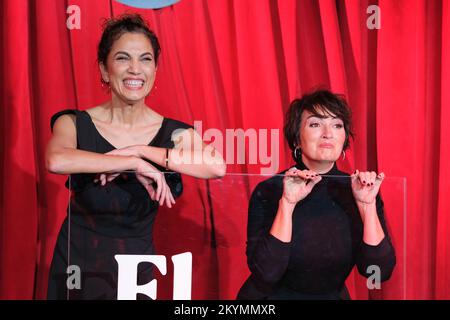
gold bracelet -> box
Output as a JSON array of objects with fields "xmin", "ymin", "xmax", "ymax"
[{"xmin": 165, "ymin": 148, "xmax": 169, "ymax": 171}]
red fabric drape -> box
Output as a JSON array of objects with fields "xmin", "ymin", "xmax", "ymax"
[{"xmin": 1, "ymin": 0, "xmax": 449, "ymax": 299}]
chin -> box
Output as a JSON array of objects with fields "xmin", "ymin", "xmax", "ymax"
[
  {"xmin": 315, "ymin": 156, "xmax": 339, "ymax": 162},
  {"xmin": 117, "ymin": 96, "xmax": 145, "ymax": 105}
]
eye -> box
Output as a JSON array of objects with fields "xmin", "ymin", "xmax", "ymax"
[
  {"xmin": 334, "ymin": 123, "xmax": 344, "ymax": 129},
  {"xmin": 309, "ymin": 122, "xmax": 320, "ymax": 128},
  {"xmin": 116, "ymin": 56, "xmax": 128, "ymax": 61}
]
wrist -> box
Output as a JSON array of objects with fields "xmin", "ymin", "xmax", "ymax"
[
  {"xmin": 135, "ymin": 145, "xmax": 144, "ymax": 158},
  {"xmin": 129, "ymin": 156, "xmax": 142, "ymax": 171},
  {"xmin": 356, "ymin": 200, "xmax": 376, "ymax": 215},
  {"xmin": 279, "ymin": 197, "xmax": 297, "ymax": 212}
]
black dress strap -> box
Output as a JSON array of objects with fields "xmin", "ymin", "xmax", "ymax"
[
  {"xmin": 50, "ymin": 109, "xmax": 79, "ymax": 132},
  {"xmin": 153, "ymin": 117, "xmax": 194, "ymax": 148},
  {"xmin": 50, "ymin": 109, "xmax": 98, "ymax": 152}
]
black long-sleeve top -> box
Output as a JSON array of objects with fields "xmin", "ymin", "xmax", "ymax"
[{"xmin": 237, "ymin": 160, "xmax": 396, "ymax": 300}]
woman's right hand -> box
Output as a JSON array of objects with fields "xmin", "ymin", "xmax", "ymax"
[
  {"xmin": 135, "ymin": 159, "xmax": 176, "ymax": 208},
  {"xmin": 281, "ymin": 167, "xmax": 322, "ymax": 204}
]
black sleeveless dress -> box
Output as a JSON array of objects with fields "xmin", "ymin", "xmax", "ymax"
[{"xmin": 47, "ymin": 109, "xmax": 192, "ymax": 300}]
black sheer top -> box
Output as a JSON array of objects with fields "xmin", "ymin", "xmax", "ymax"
[{"xmin": 237, "ymin": 160, "xmax": 396, "ymax": 300}]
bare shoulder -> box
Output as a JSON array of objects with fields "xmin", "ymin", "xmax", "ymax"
[
  {"xmin": 84, "ymin": 105, "xmax": 104, "ymax": 120},
  {"xmin": 53, "ymin": 113, "xmax": 76, "ymax": 130},
  {"xmin": 49, "ymin": 114, "xmax": 77, "ymax": 149},
  {"xmin": 52, "ymin": 114, "xmax": 76, "ymax": 136}
]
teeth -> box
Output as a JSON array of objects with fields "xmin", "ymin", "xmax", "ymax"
[{"xmin": 123, "ymin": 80, "xmax": 144, "ymax": 87}]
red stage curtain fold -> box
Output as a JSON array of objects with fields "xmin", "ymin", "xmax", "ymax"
[{"xmin": 1, "ymin": 0, "xmax": 449, "ymax": 299}]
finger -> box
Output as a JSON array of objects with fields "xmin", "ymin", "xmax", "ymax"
[
  {"xmin": 107, "ymin": 173, "xmax": 119, "ymax": 182},
  {"xmin": 170, "ymin": 190, "xmax": 176, "ymax": 204},
  {"xmin": 296, "ymin": 170, "xmax": 311, "ymax": 180},
  {"xmin": 165, "ymin": 186, "xmax": 175, "ymax": 205},
  {"xmin": 305, "ymin": 175, "xmax": 322, "ymax": 192},
  {"xmin": 284, "ymin": 171, "xmax": 298, "ymax": 184},
  {"xmin": 159, "ymin": 180, "xmax": 166, "ymax": 206},
  {"xmin": 303, "ymin": 170, "xmax": 314, "ymax": 179},
  {"xmin": 140, "ymin": 176, "xmax": 155, "ymax": 200},
  {"xmin": 358, "ymin": 171, "xmax": 368, "ymax": 186},
  {"xmin": 164, "ymin": 190, "xmax": 170, "ymax": 208},
  {"xmin": 365, "ymin": 171, "xmax": 373, "ymax": 186},
  {"xmin": 165, "ymin": 189, "xmax": 172, "ymax": 208},
  {"xmin": 148, "ymin": 183, "xmax": 156, "ymax": 201},
  {"xmin": 309, "ymin": 170, "xmax": 319, "ymax": 178},
  {"xmin": 285, "ymin": 170, "xmax": 298, "ymax": 177},
  {"xmin": 161, "ymin": 177, "xmax": 169, "ymax": 206},
  {"xmin": 374, "ymin": 172, "xmax": 385, "ymax": 189},
  {"xmin": 155, "ymin": 174, "xmax": 162, "ymax": 202},
  {"xmin": 303, "ymin": 170, "xmax": 312, "ymax": 179},
  {"xmin": 363, "ymin": 172, "xmax": 371, "ymax": 186},
  {"xmin": 365, "ymin": 172, "xmax": 373, "ymax": 186},
  {"xmin": 138, "ymin": 174, "xmax": 154, "ymax": 200},
  {"xmin": 310, "ymin": 174, "xmax": 322, "ymax": 185},
  {"xmin": 148, "ymin": 185, "xmax": 156, "ymax": 200},
  {"xmin": 369, "ymin": 171, "xmax": 377, "ymax": 186},
  {"xmin": 101, "ymin": 174, "xmax": 106, "ymax": 186},
  {"xmin": 351, "ymin": 169, "xmax": 359, "ymax": 179}
]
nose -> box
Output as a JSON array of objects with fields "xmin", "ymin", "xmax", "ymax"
[
  {"xmin": 127, "ymin": 59, "xmax": 141, "ymax": 74},
  {"xmin": 322, "ymin": 124, "xmax": 333, "ymax": 139}
]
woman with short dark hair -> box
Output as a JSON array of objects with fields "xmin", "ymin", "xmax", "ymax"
[{"xmin": 237, "ymin": 89, "xmax": 396, "ymax": 300}]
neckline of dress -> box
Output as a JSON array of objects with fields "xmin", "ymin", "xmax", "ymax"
[{"xmin": 82, "ymin": 110, "xmax": 166, "ymax": 150}]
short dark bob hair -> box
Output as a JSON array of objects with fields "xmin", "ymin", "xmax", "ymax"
[
  {"xmin": 97, "ymin": 13, "xmax": 161, "ymax": 68},
  {"xmin": 284, "ymin": 89, "xmax": 354, "ymax": 156}
]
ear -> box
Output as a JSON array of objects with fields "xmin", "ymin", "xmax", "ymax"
[{"xmin": 99, "ymin": 63, "xmax": 109, "ymax": 83}]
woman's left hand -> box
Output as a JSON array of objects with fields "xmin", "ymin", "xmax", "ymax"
[
  {"xmin": 351, "ymin": 170, "xmax": 385, "ymax": 205},
  {"xmin": 94, "ymin": 146, "xmax": 143, "ymax": 185}
]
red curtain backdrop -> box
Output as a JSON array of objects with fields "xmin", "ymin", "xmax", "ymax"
[{"xmin": 1, "ymin": 0, "xmax": 449, "ymax": 299}]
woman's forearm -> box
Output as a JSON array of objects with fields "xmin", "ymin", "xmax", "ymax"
[
  {"xmin": 357, "ymin": 202, "xmax": 385, "ymax": 245},
  {"xmin": 46, "ymin": 148, "xmax": 139, "ymax": 174},
  {"xmin": 138, "ymin": 145, "xmax": 226, "ymax": 179},
  {"xmin": 269, "ymin": 198, "xmax": 296, "ymax": 243}
]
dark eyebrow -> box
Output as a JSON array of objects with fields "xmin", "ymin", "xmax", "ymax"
[
  {"xmin": 306, "ymin": 115, "xmax": 341, "ymax": 120},
  {"xmin": 114, "ymin": 51, "xmax": 130, "ymax": 57},
  {"xmin": 113, "ymin": 51, "xmax": 153, "ymax": 58},
  {"xmin": 307, "ymin": 115, "xmax": 327, "ymax": 120}
]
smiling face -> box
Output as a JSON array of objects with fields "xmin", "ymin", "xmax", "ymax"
[
  {"xmin": 299, "ymin": 107, "xmax": 346, "ymax": 164},
  {"xmin": 100, "ymin": 32, "xmax": 156, "ymax": 104}
]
